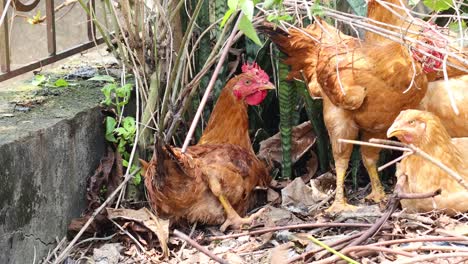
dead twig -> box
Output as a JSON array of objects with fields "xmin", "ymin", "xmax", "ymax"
[
  {"xmin": 370, "ymin": 236, "xmax": 468, "ymax": 247},
  {"xmin": 52, "ymin": 168, "xmax": 139, "ymax": 264},
  {"xmin": 181, "ymin": 13, "xmax": 242, "ymax": 153},
  {"xmin": 287, "ymin": 232, "xmax": 364, "ymax": 263},
  {"xmin": 397, "ymin": 252, "xmax": 468, "ymax": 264},
  {"xmin": 399, "ymin": 245, "xmax": 468, "ymax": 253},
  {"xmin": 344, "ymin": 245, "xmax": 416, "ymax": 258},
  {"xmin": 346, "ymin": 174, "xmax": 440, "ymax": 248},
  {"xmin": 339, "ymin": 138, "xmax": 468, "ymax": 191},
  {"xmin": 109, "ymin": 218, "xmax": 146, "ymax": 253},
  {"xmin": 173, "ymin": 229, "xmax": 228, "ymax": 264},
  {"xmin": 43, "ymin": 237, "xmax": 66, "ymax": 264},
  {"xmin": 312, "ymin": 174, "xmax": 442, "ymax": 264},
  {"xmin": 371, "ymin": 138, "xmax": 468, "ymax": 191},
  {"xmin": 207, "ymin": 223, "xmax": 388, "ymax": 241}
]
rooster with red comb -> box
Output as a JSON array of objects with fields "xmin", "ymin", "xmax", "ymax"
[{"xmin": 141, "ymin": 62, "xmax": 275, "ymax": 231}]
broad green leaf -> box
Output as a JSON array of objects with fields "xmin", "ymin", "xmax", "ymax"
[
  {"xmin": 32, "ymin": 74, "xmax": 46, "ymax": 86},
  {"xmin": 115, "ymin": 127, "xmax": 128, "ymax": 136},
  {"xmin": 54, "ymin": 78, "xmax": 69, "ymax": 87},
  {"xmin": 221, "ymin": 9, "xmax": 234, "ymax": 27},
  {"xmin": 423, "ymin": 0, "xmax": 451, "ymax": 11},
  {"xmin": 122, "ymin": 116, "xmax": 135, "ymax": 130},
  {"xmin": 116, "ymin": 84, "xmax": 132, "ymax": 98},
  {"xmin": 89, "ymin": 75, "xmax": 115, "ymax": 82},
  {"xmin": 105, "ymin": 117, "xmax": 117, "ymax": 142},
  {"xmin": 228, "ymin": 0, "xmax": 239, "ymax": 10},
  {"xmin": 240, "ymin": 0, "xmax": 254, "ymax": 20},
  {"xmin": 238, "ymin": 15, "xmax": 262, "ymax": 46},
  {"xmin": 122, "ymin": 159, "xmax": 129, "ymax": 167},
  {"xmin": 101, "ymin": 83, "xmax": 116, "ymax": 106},
  {"xmin": 117, "ymin": 140, "xmax": 126, "ymax": 154}
]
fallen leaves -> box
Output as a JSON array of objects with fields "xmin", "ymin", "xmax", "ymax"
[
  {"xmin": 107, "ymin": 207, "xmax": 170, "ymax": 257},
  {"xmin": 258, "ymin": 121, "xmax": 316, "ymax": 166}
]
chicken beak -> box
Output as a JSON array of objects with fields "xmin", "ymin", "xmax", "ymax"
[
  {"xmin": 387, "ymin": 123, "xmax": 402, "ymax": 138},
  {"xmin": 261, "ymin": 82, "xmax": 276, "ymax": 90}
]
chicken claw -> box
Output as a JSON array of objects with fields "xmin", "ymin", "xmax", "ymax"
[
  {"xmin": 327, "ymin": 169, "xmax": 358, "ymax": 213},
  {"xmin": 326, "ymin": 201, "xmax": 358, "ymax": 213},
  {"xmin": 220, "ymin": 208, "xmax": 266, "ymax": 232},
  {"xmin": 364, "ymin": 189, "xmax": 386, "ymax": 203},
  {"xmin": 363, "ymin": 162, "xmax": 386, "ymax": 203}
]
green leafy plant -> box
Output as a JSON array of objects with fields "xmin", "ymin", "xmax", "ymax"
[
  {"xmin": 31, "ymin": 74, "xmax": 69, "ymax": 88},
  {"xmin": 93, "ymin": 75, "xmax": 142, "ymax": 185},
  {"xmin": 222, "ymin": 0, "xmax": 262, "ymax": 45},
  {"xmin": 423, "ymin": 0, "xmax": 452, "ymax": 11}
]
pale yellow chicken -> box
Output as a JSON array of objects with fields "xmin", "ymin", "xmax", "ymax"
[{"xmin": 387, "ymin": 109, "xmax": 468, "ymax": 215}]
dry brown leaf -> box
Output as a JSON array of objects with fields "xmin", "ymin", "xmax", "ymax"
[
  {"xmin": 264, "ymin": 205, "xmax": 303, "ymax": 226},
  {"xmin": 106, "ymin": 207, "xmax": 170, "ymax": 257},
  {"xmin": 281, "ymin": 177, "xmax": 328, "ymax": 215},
  {"xmin": 258, "ymin": 121, "xmax": 316, "ymax": 165},
  {"xmin": 86, "ymin": 146, "xmax": 123, "ymax": 212},
  {"xmin": 269, "ymin": 242, "xmax": 294, "ymax": 264}
]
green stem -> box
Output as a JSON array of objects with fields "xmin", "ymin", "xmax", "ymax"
[{"xmin": 301, "ymin": 235, "xmax": 359, "ymax": 264}]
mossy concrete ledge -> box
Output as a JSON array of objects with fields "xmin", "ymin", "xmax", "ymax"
[{"xmin": 0, "ymin": 78, "xmax": 106, "ymax": 263}]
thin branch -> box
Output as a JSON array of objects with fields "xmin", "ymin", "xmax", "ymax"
[
  {"xmin": 109, "ymin": 218, "xmax": 146, "ymax": 252},
  {"xmin": 287, "ymin": 232, "xmax": 364, "ymax": 263},
  {"xmin": 338, "ymin": 139, "xmax": 411, "ymax": 152},
  {"xmin": 370, "ymin": 139, "xmax": 468, "ymax": 191},
  {"xmin": 207, "ymin": 222, "xmax": 388, "ymax": 241},
  {"xmin": 302, "ymin": 235, "xmax": 359, "ymax": 264},
  {"xmin": 378, "ymin": 151, "xmax": 413, "ymax": 171},
  {"xmin": 181, "ymin": 13, "xmax": 243, "ymax": 153},
  {"xmin": 397, "ymin": 252, "xmax": 468, "ymax": 264},
  {"xmin": 173, "ymin": 229, "xmax": 228, "ymax": 264}
]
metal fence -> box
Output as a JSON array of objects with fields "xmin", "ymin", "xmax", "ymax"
[{"xmin": 0, "ymin": 0, "xmax": 104, "ymax": 82}]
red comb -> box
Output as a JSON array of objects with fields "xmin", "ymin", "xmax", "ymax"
[
  {"xmin": 241, "ymin": 62, "xmax": 269, "ymax": 81},
  {"xmin": 411, "ymin": 24, "xmax": 446, "ymax": 73}
]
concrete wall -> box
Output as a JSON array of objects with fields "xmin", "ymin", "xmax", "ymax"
[{"xmin": 0, "ymin": 107, "xmax": 105, "ymax": 264}]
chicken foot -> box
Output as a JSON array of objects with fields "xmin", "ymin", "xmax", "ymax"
[
  {"xmin": 323, "ymin": 101, "xmax": 359, "ymax": 213},
  {"xmin": 361, "ymin": 132, "xmax": 386, "ymax": 203},
  {"xmin": 326, "ymin": 168, "xmax": 358, "ymax": 213},
  {"xmin": 206, "ymin": 172, "xmax": 263, "ymax": 232},
  {"xmin": 218, "ymin": 195, "xmax": 265, "ymax": 232}
]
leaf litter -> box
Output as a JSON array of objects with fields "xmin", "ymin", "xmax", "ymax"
[{"xmin": 45, "ymin": 129, "xmax": 468, "ymax": 264}]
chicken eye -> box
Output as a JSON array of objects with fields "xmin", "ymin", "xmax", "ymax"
[
  {"xmin": 245, "ymin": 80, "xmax": 252, "ymax": 85},
  {"xmin": 408, "ymin": 120, "xmax": 415, "ymax": 125}
]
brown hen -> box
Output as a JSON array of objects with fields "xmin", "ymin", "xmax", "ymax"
[
  {"xmin": 259, "ymin": 1, "xmax": 451, "ymax": 212},
  {"xmin": 142, "ymin": 63, "xmax": 274, "ymax": 231},
  {"xmin": 387, "ymin": 109, "xmax": 468, "ymax": 215}
]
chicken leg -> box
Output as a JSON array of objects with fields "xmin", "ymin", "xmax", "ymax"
[
  {"xmin": 323, "ymin": 100, "xmax": 359, "ymax": 213},
  {"xmin": 205, "ymin": 168, "xmax": 263, "ymax": 232},
  {"xmin": 361, "ymin": 132, "xmax": 386, "ymax": 203}
]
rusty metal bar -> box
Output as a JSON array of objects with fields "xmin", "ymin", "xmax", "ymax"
[
  {"xmin": 0, "ymin": 37, "xmax": 105, "ymax": 82},
  {"xmin": 0, "ymin": 0, "xmax": 10, "ymax": 73},
  {"xmin": 45, "ymin": 0, "xmax": 56, "ymax": 55}
]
